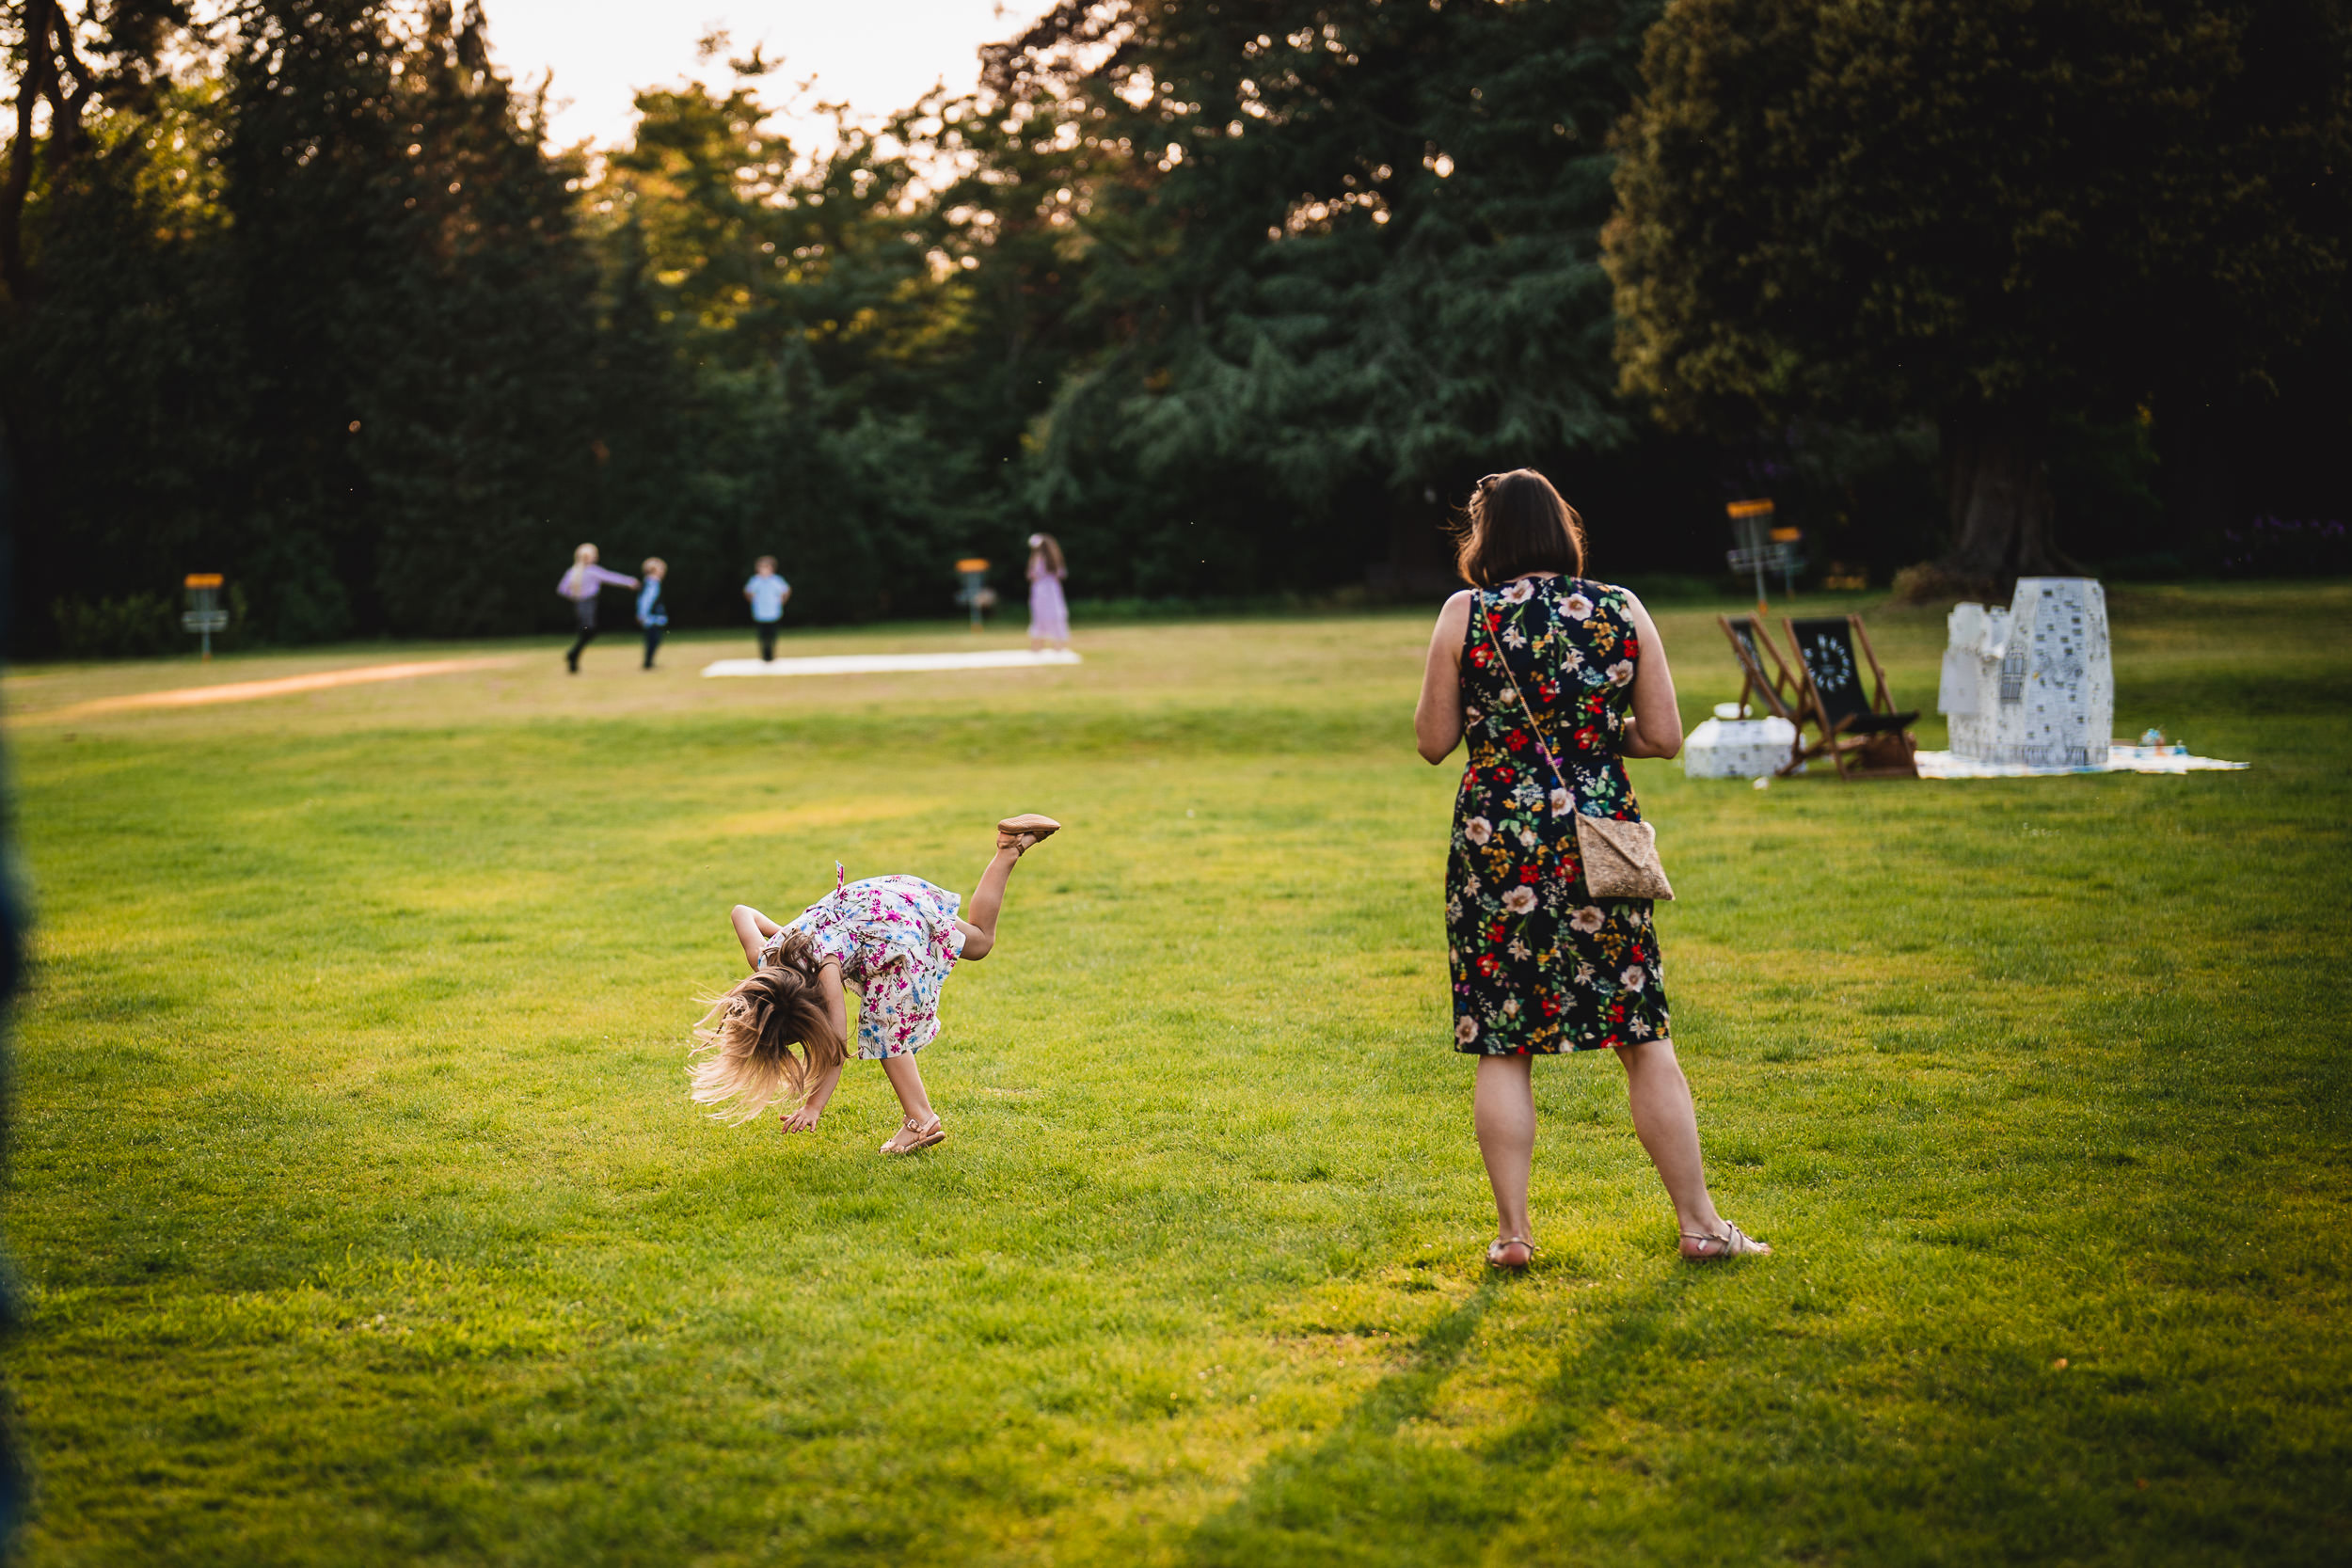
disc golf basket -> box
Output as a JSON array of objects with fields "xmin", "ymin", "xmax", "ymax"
[
  {"xmin": 1725, "ymin": 500, "xmax": 1805, "ymax": 614},
  {"xmin": 182, "ymin": 573, "xmax": 228, "ymax": 659},
  {"xmin": 954, "ymin": 558, "xmax": 995, "ymax": 631}
]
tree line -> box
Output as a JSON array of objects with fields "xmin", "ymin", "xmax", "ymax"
[{"xmin": 3, "ymin": 0, "xmax": 2345, "ymax": 656}]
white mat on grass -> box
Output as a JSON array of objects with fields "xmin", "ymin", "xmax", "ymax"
[
  {"xmin": 702, "ymin": 648, "xmax": 1082, "ymax": 678},
  {"xmin": 1915, "ymin": 745, "xmax": 2247, "ymax": 779}
]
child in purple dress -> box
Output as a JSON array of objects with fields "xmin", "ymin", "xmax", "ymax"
[
  {"xmin": 1026, "ymin": 532, "xmax": 1070, "ymax": 651},
  {"xmin": 690, "ymin": 814, "xmax": 1062, "ymax": 1154}
]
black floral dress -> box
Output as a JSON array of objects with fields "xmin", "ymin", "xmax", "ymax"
[{"xmin": 1448, "ymin": 576, "xmax": 1670, "ymax": 1054}]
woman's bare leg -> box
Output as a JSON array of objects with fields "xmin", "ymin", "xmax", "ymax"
[
  {"xmin": 1616, "ymin": 1037, "xmax": 1762, "ymax": 1253},
  {"xmin": 1474, "ymin": 1054, "xmax": 1536, "ymax": 1259}
]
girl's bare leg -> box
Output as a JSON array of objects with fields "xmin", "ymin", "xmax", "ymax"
[
  {"xmin": 1615, "ymin": 1038, "xmax": 1763, "ymax": 1254},
  {"xmin": 956, "ymin": 840, "xmax": 1026, "ymax": 960},
  {"xmin": 1474, "ymin": 1054, "xmax": 1536, "ymax": 1262},
  {"xmin": 879, "ymin": 1054, "xmax": 938, "ymax": 1141}
]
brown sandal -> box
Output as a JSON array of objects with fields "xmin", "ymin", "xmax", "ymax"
[
  {"xmin": 1680, "ymin": 1221, "xmax": 1771, "ymax": 1259},
  {"xmin": 882, "ymin": 1115, "xmax": 946, "ymax": 1156},
  {"xmin": 996, "ymin": 813, "xmax": 1061, "ymax": 851}
]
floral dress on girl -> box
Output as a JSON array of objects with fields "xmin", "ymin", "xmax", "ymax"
[
  {"xmin": 1448, "ymin": 576, "xmax": 1670, "ymax": 1055},
  {"xmin": 762, "ymin": 875, "xmax": 966, "ymax": 1058}
]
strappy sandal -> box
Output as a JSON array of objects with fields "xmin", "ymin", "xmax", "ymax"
[
  {"xmin": 996, "ymin": 813, "xmax": 1061, "ymax": 851},
  {"xmin": 1486, "ymin": 1236, "xmax": 1535, "ymax": 1271},
  {"xmin": 881, "ymin": 1115, "xmax": 947, "ymax": 1156},
  {"xmin": 1680, "ymin": 1221, "xmax": 1771, "ymax": 1259}
]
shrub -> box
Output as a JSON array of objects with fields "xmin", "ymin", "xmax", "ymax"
[
  {"xmin": 52, "ymin": 595, "xmax": 182, "ymax": 659},
  {"xmin": 2217, "ymin": 517, "xmax": 2351, "ymax": 578}
]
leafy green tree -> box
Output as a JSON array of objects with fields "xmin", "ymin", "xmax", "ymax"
[
  {"xmin": 1, "ymin": 1, "xmax": 237, "ymax": 652},
  {"xmin": 0, "ymin": 0, "xmax": 185, "ymax": 307},
  {"xmin": 577, "ymin": 70, "xmax": 989, "ymax": 623},
  {"xmin": 968, "ymin": 0, "xmax": 1663, "ymax": 597},
  {"xmin": 1607, "ymin": 0, "xmax": 2352, "ymax": 589},
  {"xmin": 4, "ymin": 0, "xmax": 608, "ymax": 647}
]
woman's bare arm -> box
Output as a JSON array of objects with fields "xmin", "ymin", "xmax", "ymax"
[
  {"xmin": 1617, "ymin": 594, "xmax": 1684, "ymax": 760},
  {"xmin": 1414, "ymin": 591, "xmax": 1475, "ymax": 764},
  {"xmin": 779, "ymin": 962, "xmax": 850, "ymax": 1132},
  {"xmin": 818, "ymin": 960, "xmax": 848, "ymax": 1048},
  {"xmin": 731, "ymin": 904, "xmax": 781, "ymax": 968}
]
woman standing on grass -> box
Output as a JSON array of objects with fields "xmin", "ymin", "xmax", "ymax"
[
  {"xmin": 1413, "ymin": 470, "xmax": 1768, "ymax": 1268},
  {"xmin": 1026, "ymin": 532, "xmax": 1070, "ymax": 652}
]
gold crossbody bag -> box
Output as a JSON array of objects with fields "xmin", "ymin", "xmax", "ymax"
[{"xmin": 1473, "ymin": 597, "xmax": 1676, "ymax": 902}]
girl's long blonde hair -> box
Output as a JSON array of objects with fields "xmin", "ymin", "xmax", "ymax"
[
  {"xmin": 564, "ymin": 543, "xmax": 599, "ymax": 596},
  {"xmin": 688, "ymin": 930, "xmax": 847, "ymax": 1122}
]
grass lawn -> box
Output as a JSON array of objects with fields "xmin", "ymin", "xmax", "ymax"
[{"xmin": 4, "ymin": 583, "xmax": 2347, "ymax": 1565}]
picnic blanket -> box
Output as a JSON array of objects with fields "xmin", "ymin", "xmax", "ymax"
[{"xmin": 1914, "ymin": 744, "xmax": 2247, "ymax": 780}]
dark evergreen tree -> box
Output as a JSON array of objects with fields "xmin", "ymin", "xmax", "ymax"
[{"xmin": 221, "ymin": 0, "xmax": 601, "ymax": 639}]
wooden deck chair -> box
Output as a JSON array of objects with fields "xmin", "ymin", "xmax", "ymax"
[
  {"xmin": 1781, "ymin": 615, "xmax": 1921, "ymax": 780},
  {"xmin": 1717, "ymin": 614, "xmax": 1812, "ymax": 777},
  {"xmin": 1717, "ymin": 614, "xmax": 1804, "ymax": 721}
]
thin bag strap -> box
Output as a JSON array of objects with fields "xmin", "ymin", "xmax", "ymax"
[{"xmin": 1472, "ymin": 587, "xmax": 1575, "ymax": 812}]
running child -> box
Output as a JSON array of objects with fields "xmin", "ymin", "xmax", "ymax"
[
  {"xmin": 690, "ymin": 814, "xmax": 1061, "ymax": 1153},
  {"xmin": 558, "ymin": 544, "xmax": 639, "ymax": 673},
  {"xmin": 636, "ymin": 557, "xmax": 668, "ymax": 670}
]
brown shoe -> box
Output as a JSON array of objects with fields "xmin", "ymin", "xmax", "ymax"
[
  {"xmin": 1680, "ymin": 1221, "xmax": 1771, "ymax": 1259},
  {"xmin": 996, "ymin": 813, "xmax": 1061, "ymax": 850},
  {"xmin": 882, "ymin": 1115, "xmax": 947, "ymax": 1155}
]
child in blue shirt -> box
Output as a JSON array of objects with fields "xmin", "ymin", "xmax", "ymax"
[
  {"xmin": 636, "ymin": 558, "xmax": 668, "ymax": 670},
  {"xmin": 744, "ymin": 556, "xmax": 791, "ymax": 660}
]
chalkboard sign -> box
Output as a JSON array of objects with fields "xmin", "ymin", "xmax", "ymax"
[{"xmin": 1788, "ymin": 618, "xmax": 1867, "ymax": 723}]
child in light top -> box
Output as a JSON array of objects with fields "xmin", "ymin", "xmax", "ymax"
[
  {"xmin": 743, "ymin": 555, "xmax": 791, "ymax": 662},
  {"xmin": 691, "ymin": 814, "xmax": 1061, "ymax": 1154}
]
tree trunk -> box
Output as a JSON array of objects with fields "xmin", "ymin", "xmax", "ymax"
[
  {"xmin": 1933, "ymin": 411, "xmax": 2076, "ymax": 594},
  {"xmin": 0, "ymin": 0, "xmax": 63, "ymax": 311}
]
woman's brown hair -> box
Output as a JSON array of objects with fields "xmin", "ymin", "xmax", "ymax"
[
  {"xmin": 1030, "ymin": 532, "xmax": 1066, "ymax": 575},
  {"xmin": 1454, "ymin": 469, "xmax": 1586, "ymax": 588},
  {"xmin": 687, "ymin": 930, "xmax": 847, "ymax": 1123}
]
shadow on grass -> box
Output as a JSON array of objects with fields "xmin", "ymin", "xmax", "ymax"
[{"xmin": 1184, "ymin": 1272, "xmax": 1690, "ymax": 1566}]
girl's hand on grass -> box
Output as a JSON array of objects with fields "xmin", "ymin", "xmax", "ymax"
[{"xmin": 778, "ymin": 1104, "xmax": 823, "ymax": 1133}]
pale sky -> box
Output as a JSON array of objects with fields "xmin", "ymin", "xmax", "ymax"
[{"xmin": 481, "ymin": 0, "xmax": 1051, "ymax": 157}]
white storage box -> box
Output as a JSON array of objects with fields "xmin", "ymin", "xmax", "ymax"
[{"xmin": 1682, "ymin": 716, "xmax": 1799, "ymax": 779}]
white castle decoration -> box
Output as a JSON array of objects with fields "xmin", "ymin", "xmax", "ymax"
[{"xmin": 1937, "ymin": 578, "xmax": 2112, "ymax": 768}]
